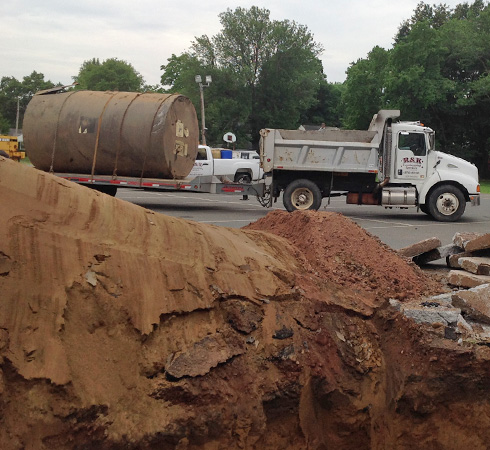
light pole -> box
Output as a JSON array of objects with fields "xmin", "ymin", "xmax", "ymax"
[{"xmin": 195, "ymin": 75, "xmax": 212, "ymax": 145}]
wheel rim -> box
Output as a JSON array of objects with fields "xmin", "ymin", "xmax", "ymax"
[
  {"xmin": 436, "ymin": 192, "xmax": 459, "ymax": 216},
  {"xmin": 291, "ymin": 188, "xmax": 314, "ymax": 209}
]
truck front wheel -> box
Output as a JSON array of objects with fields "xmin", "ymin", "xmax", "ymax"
[
  {"xmin": 427, "ymin": 185, "xmax": 466, "ymax": 222},
  {"xmin": 283, "ymin": 179, "xmax": 322, "ymax": 212}
]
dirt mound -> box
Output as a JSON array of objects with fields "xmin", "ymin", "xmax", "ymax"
[
  {"xmin": 2, "ymin": 157, "xmax": 490, "ymax": 450},
  {"xmin": 245, "ymin": 210, "xmax": 442, "ymax": 302}
]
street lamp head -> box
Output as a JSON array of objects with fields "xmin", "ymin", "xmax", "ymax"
[
  {"xmin": 205, "ymin": 75, "xmax": 212, "ymax": 84},
  {"xmin": 195, "ymin": 75, "xmax": 202, "ymax": 84}
]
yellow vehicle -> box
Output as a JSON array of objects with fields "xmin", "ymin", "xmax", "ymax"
[{"xmin": 0, "ymin": 135, "xmax": 25, "ymax": 161}]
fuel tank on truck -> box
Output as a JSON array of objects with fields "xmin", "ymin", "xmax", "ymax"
[{"xmin": 23, "ymin": 89, "xmax": 199, "ymax": 179}]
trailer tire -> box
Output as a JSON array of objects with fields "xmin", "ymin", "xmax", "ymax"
[
  {"xmin": 427, "ymin": 185, "xmax": 465, "ymax": 222},
  {"xmin": 283, "ymin": 179, "xmax": 322, "ymax": 212}
]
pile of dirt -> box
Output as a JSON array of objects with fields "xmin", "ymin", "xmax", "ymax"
[
  {"xmin": 2, "ymin": 157, "xmax": 490, "ymax": 450},
  {"xmin": 245, "ymin": 210, "xmax": 443, "ymax": 302}
]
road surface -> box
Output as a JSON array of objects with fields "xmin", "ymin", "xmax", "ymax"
[{"xmin": 116, "ymin": 190, "xmax": 490, "ymax": 251}]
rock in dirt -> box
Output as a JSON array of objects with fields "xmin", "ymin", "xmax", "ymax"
[{"xmin": 4, "ymin": 158, "xmax": 490, "ymax": 450}]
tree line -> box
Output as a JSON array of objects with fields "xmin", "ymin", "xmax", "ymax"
[{"xmin": 0, "ymin": 2, "xmax": 488, "ymax": 176}]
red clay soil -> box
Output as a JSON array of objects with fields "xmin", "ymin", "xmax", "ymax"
[
  {"xmin": 2, "ymin": 157, "xmax": 490, "ymax": 450},
  {"xmin": 245, "ymin": 210, "xmax": 443, "ymax": 303}
]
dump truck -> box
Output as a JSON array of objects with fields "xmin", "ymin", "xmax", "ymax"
[
  {"xmin": 259, "ymin": 110, "xmax": 480, "ymax": 221},
  {"xmin": 23, "ymin": 87, "xmax": 264, "ymax": 198},
  {"xmin": 0, "ymin": 135, "xmax": 25, "ymax": 161}
]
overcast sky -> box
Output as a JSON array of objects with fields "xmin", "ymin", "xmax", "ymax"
[{"xmin": 2, "ymin": 0, "xmax": 465, "ymax": 87}]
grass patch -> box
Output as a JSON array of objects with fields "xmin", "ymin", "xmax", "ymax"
[{"xmin": 480, "ymin": 179, "xmax": 490, "ymax": 194}]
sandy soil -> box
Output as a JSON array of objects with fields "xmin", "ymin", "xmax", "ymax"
[{"xmin": 2, "ymin": 157, "xmax": 490, "ymax": 449}]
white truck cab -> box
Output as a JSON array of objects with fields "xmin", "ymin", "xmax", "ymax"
[{"xmin": 380, "ymin": 120, "xmax": 480, "ymax": 220}]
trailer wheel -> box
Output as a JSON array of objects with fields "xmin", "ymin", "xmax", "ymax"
[
  {"xmin": 283, "ymin": 179, "xmax": 322, "ymax": 212},
  {"xmin": 427, "ymin": 185, "xmax": 465, "ymax": 222}
]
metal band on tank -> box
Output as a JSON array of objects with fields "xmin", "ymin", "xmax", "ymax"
[
  {"xmin": 91, "ymin": 92, "xmax": 119, "ymax": 181},
  {"xmin": 49, "ymin": 90, "xmax": 78, "ymax": 173},
  {"xmin": 139, "ymin": 94, "xmax": 178, "ymax": 183},
  {"xmin": 113, "ymin": 93, "xmax": 141, "ymax": 179}
]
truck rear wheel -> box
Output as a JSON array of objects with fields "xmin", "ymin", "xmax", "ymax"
[
  {"xmin": 283, "ymin": 179, "xmax": 322, "ymax": 212},
  {"xmin": 427, "ymin": 185, "xmax": 465, "ymax": 222},
  {"xmin": 235, "ymin": 173, "xmax": 252, "ymax": 184}
]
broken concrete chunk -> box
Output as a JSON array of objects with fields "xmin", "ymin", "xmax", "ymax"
[
  {"xmin": 401, "ymin": 304, "xmax": 461, "ymax": 326},
  {"xmin": 453, "ymin": 232, "xmax": 490, "ymax": 252},
  {"xmin": 413, "ymin": 244, "xmax": 464, "ymax": 266},
  {"xmin": 451, "ymin": 284, "xmax": 490, "ymax": 324},
  {"xmin": 459, "ymin": 257, "xmax": 490, "ymax": 276},
  {"xmin": 448, "ymin": 271, "xmax": 490, "ymax": 289},
  {"xmin": 397, "ymin": 238, "xmax": 442, "ymax": 258},
  {"xmin": 165, "ymin": 332, "xmax": 245, "ymax": 379},
  {"xmin": 447, "ymin": 251, "xmax": 473, "ymax": 268}
]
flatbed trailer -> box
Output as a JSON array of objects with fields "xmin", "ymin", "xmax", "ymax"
[{"xmin": 55, "ymin": 173, "xmax": 266, "ymax": 198}]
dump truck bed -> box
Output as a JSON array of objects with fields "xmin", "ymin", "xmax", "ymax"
[{"xmin": 260, "ymin": 128, "xmax": 381, "ymax": 174}]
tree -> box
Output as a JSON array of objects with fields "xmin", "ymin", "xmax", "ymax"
[
  {"xmin": 0, "ymin": 71, "xmax": 55, "ymax": 133},
  {"xmin": 73, "ymin": 58, "xmax": 145, "ymax": 92},
  {"xmin": 385, "ymin": 21, "xmax": 454, "ymax": 121},
  {"xmin": 341, "ymin": 46, "xmax": 390, "ymax": 129},
  {"xmin": 161, "ymin": 6, "xmax": 325, "ymax": 147},
  {"xmin": 0, "ymin": 112, "xmax": 10, "ymax": 134},
  {"xmin": 395, "ymin": 2, "xmax": 453, "ymax": 42},
  {"xmin": 301, "ymin": 81, "xmax": 344, "ymax": 128}
]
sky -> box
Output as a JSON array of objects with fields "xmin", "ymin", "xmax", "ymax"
[{"xmin": 2, "ymin": 0, "xmax": 466, "ymax": 87}]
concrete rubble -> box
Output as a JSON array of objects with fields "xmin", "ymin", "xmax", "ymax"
[
  {"xmin": 398, "ymin": 232, "xmax": 490, "ymax": 288},
  {"xmin": 396, "ymin": 233, "xmax": 490, "ymax": 343}
]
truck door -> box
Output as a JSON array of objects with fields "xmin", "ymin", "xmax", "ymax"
[
  {"xmin": 394, "ymin": 131, "xmax": 428, "ymax": 180},
  {"xmin": 189, "ymin": 146, "xmax": 214, "ymax": 177}
]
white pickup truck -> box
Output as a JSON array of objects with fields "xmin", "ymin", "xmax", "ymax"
[{"xmin": 190, "ymin": 145, "xmax": 263, "ymax": 184}]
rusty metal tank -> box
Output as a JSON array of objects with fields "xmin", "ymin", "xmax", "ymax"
[{"xmin": 23, "ymin": 90, "xmax": 199, "ymax": 179}]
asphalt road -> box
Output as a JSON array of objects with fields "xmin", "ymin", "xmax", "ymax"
[{"xmin": 116, "ymin": 189, "xmax": 490, "ymax": 251}]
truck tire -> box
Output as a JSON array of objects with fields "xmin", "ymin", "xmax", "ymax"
[
  {"xmin": 235, "ymin": 173, "xmax": 252, "ymax": 184},
  {"xmin": 283, "ymin": 179, "xmax": 322, "ymax": 212},
  {"xmin": 427, "ymin": 185, "xmax": 465, "ymax": 222}
]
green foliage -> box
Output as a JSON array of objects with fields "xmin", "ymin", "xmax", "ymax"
[
  {"xmin": 0, "ymin": 112, "xmax": 10, "ymax": 133},
  {"xmin": 161, "ymin": 6, "xmax": 325, "ymax": 147},
  {"xmin": 0, "ymin": 71, "xmax": 56, "ymax": 132},
  {"xmin": 301, "ymin": 81, "xmax": 344, "ymax": 128},
  {"xmin": 73, "ymin": 58, "xmax": 145, "ymax": 92},
  {"xmin": 342, "ymin": 1, "xmax": 490, "ymax": 176},
  {"xmin": 342, "ymin": 46, "xmax": 390, "ymax": 129},
  {"xmin": 480, "ymin": 179, "xmax": 490, "ymax": 193}
]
